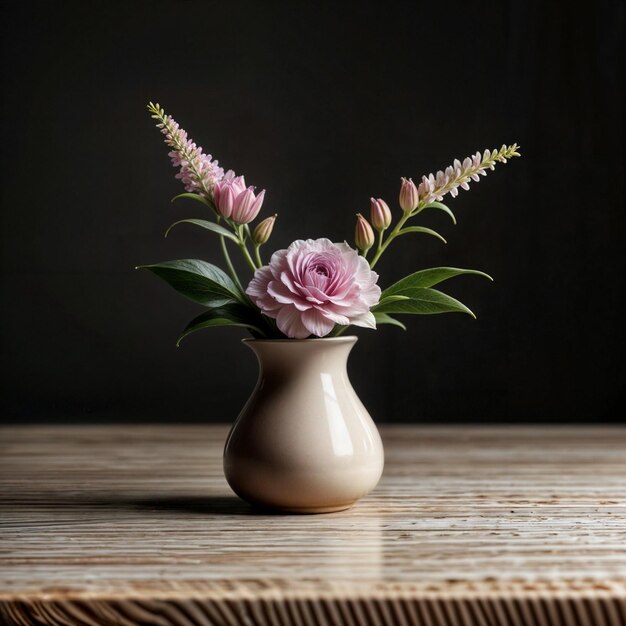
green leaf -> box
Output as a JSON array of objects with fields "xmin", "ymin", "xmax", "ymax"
[
  {"xmin": 396, "ymin": 226, "xmax": 447, "ymax": 244},
  {"xmin": 377, "ymin": 295, "xmax": 411, "ymax": 307},
  {"xmin": 177, "ymin": 304, "xmax": 265, "ymax": 346},
  {"xmin": 137, "ymin": 259, "xmax": 242, "ymax": 306},
  {"xmin": 373, "ymin": 312, "xmax": 407, "ymax": 331},
  {"xmin": 165, "ymin": 219, "xmax": 238, "ymax": 243},
  {"xmin": 171, "ymin": 192, "xmax": 213, "ymax": 208},
  {"xmin": 373, "ymin": 287, "xmax": 476, "ymax": 318},
  {"xmin": 382, "ymin": 267, "xmax": 493, "ymax": 298},
  {"xmin": 419, "ymin": 201, "xmax": 457, "ymax": 224}
]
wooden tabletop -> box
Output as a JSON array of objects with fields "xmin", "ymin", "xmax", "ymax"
[{"xmin": 1, "ymin": 425, "xmax": 625, "ymax": 625}]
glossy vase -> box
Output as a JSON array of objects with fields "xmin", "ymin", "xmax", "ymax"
[{"xmin": 223, "ymin": 336, "xmax": 384, "ymax": 513}]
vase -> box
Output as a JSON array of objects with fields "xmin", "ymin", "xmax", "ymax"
[{"xmin": 223, "ymin": 336, "xmax": 384, "ymax": 513}]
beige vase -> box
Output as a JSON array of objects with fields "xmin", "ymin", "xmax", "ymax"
[{"xmin": 223, "ymin": 336, "xmax": 384, "ymax": 513}]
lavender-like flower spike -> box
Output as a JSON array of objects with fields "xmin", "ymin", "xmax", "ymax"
[
  {"xmin": 416, "ymin": 143, "xmax": 521, "ymax": 208},
  {"xmin": 147, "ymin": 102, "xmax": 224, "ymax": 199}
]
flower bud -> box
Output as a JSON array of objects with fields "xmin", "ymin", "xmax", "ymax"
[
  {"xmin": 216, "ymin": 184, "xmax": 235, "ymax": 219},
  {"xmin": 230, "ymin": 175, "xmax": 246, "ymax": 196},
  {"xmin": 212, "ymin": 180, "xmax": 222, "ymax": 206},
  {"xmin": 370, "ymin": 197, "xmax": 391, "ymax": 231},
  {"xmin": 399, "ymin": 177, "xmax": 419, "ymax": 213},
  {"xmin": 355, "ymin": 213, "xmax": 374, "ymax": 252},
  {"xmin": 252, "ymin": 214, "xmax": 277, "ymax": 245},
  {"xmin": 231, "ymin": 187, "xmax": 266, "ymax": 224}
]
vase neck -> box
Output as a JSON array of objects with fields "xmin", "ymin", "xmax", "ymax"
[{"xmin": 243, "ymin": 337, "xmax": 357, "ymax": 377}]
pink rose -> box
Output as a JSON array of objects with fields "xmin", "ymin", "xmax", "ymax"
[{"xmin": 246, "ymin": 238, "xmax": 381, "ymax": 338}]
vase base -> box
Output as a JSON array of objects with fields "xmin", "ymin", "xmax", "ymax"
[{"xmin": 268, "ymin": 502, "xmax": 355, "ymax": 514}]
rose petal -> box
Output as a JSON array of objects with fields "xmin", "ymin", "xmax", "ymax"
[
  {"xmin": 314, "ymin": 306, "xmax": 350, "ymax": 325},
  {"xmin": 301, "ymin": 309, "xmax": 335, "ymax": 337},
  {"xmin": 350, "ymin": 311, "xmax": 377, "ymax": 329},
  {"xmin": 276, "ymin": 305, "xmax": 311, "ymax": 339}
]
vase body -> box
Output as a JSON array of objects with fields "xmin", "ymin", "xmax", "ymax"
[{"xmin": 223, "ymin": 336, "xmax": 384, "ymax": 513}]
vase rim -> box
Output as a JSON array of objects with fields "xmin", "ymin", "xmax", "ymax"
[{"xmin": 243, "ymin": 335, "xmax": 358, "ymax": 344}]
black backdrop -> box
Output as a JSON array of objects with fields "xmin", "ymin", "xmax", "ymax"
[{"xmin": 1, "ymin": 1, "xmax": 624, "ymax": 424}]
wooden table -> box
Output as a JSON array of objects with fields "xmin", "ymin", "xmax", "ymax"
[{"xmin": 1, "ymin": 426, "xmax": 625, "ymax": 625}]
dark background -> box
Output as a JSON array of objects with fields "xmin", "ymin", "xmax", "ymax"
[{"xmin": 1, "ymin": 1, "xmax": 624, "ymax": 424}]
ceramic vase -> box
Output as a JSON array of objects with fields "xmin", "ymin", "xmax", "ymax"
[{"xmin": 223, "ymin": 336, "xmax": 384, "ymax": 513}]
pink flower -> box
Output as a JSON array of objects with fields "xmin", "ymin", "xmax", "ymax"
[
  {"xmin": 354, "ymin": 213, "xmax": 374, "ymax": 252},
  {"xmin": 370, "ymin": 197, "xmax": 391, "ymax": 231},
  {"xmin": 416, "ymin": 144, "xmax": 521, "ymax": 205},
  {"xmin": 213, "ymin": 183, "xmax": 235, "ymax": 218},
  {"xmin": 212, "ymin": 174, "xmax": 265, "ymax": 223},
  {"xmin": 213, "ymin": 173, "xmax": 247, "ymax": 218},
  {"xmin": 232, "ymin": 187, "xmax": 265, "ymax": 224},
  {"xmin": 148, "ymin": 104, "xmax": 224, "ymax": 198},
  {"xmin": 399, "ymin": 177, "xmax": 419, "ymax": 213},
  {"xmin": 246, "ymin": 238, "xmax": 381, "ymax": 339}
]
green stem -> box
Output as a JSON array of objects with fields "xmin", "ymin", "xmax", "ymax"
[
  {"xmin": 240, "ymin": 244, "xmax": 258, "ymax": 272},
  {"xmin": 236, "ymin": 226, "xmax": 259, "ymax": 272},
  {"xmin": 375, "ymin": 229, "xmax": 384, "ymax": 260},
  {"xmin": 369, "ymin": 211, "xmax": 411, "ymax": 269},
  {"xmin": 254, "ymin": 245, "xmax": 263, "ymax": 268},
  {"xmin": 219, "ymin": 235, "xmax": 243, "ymax": 292}
]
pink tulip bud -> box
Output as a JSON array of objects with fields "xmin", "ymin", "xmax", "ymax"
[
  {"xmin": 231, "ymin": 187, "xmax": 266, "ymax": 224},
  {"xmin": 370, "ymin": 197, "xmax": 392, "ymax": 231},
  {"xmin": 399, "ymin": 177, "xmax": 419, "ymax": 213},
  {"xmin": 252, "ymin": 214, "xmax": 277, "ymax": 245},
  {"xmin": 212, "ymin": 181, "xmax": 222, "ymax": 207},
  {"xmin": 355, "ymin": 213, "xmax": 374, "ymax": 252},
  {"xmin": 232, "ymin": 187, "xmax": 254, "ymax": 223},
  {"xmin": 230, "ymin": 175, "xmax": 247, "ymax": 196},
  {"xmin": 216, "ymin": 184, "xmax": 235, "ymax": 219}
]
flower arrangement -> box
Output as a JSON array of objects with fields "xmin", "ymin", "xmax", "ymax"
[{"xmin": 140, "ymin": 102, "xmax": 520, "ymax": 342}]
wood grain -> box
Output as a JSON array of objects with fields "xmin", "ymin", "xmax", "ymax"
[{"xmin": 1, "ymin": 425, "xmax": 625, "ymax": 625}]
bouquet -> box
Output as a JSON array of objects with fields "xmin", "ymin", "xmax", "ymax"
[{"xmin": 140, "ymin": 103, "xmax": 520, "ymax": 342}]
